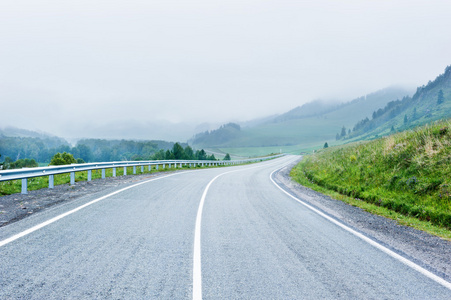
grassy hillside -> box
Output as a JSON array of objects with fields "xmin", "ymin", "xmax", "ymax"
[
  {"xmin": 191, "ymin": 87, "xmax": 411, "ymax": 156},
  {"xmin": 291, "ymin": 120, "xmax": 451, "ymax": 233},
  {"xmin": 348, "ymin": 66, "xmax": 451, "ymax": 140}
]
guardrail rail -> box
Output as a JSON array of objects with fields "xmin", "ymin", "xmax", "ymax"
[{"xmin": 0, "ymin": 155, "xmax": 284, "ymax": 194}]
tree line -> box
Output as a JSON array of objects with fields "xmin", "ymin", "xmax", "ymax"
[{"xmin": 0, "ymin": 136, "xmax": 224, "ymax": 170}]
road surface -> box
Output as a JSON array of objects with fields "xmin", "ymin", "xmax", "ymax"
[{"xmin": 0, "ymin": 155, "xmax": 450, "ymax": 299}]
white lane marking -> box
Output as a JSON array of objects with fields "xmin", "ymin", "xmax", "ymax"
[
  {"xmin": 193, "ymin": 172, "xmax": 224, "ymax": 300},
  {"xmin": 0, "ymin": 157, "xmax": 291, "ymax": 250},
  {"xmin": 269, "ymin": 167, "xmax": 451, "ymax": 290},
  {"xmin": 193, "ymin": 156, "xmax": 297, "ymax": 300},
  {"xmin": 0, "ymin": 171, "xmax": 193, "ymax": 248}
]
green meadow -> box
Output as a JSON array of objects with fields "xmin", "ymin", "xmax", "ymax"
[{"xmin": 291, "ymin": 120, "xmax": 451, "ymax": 237}]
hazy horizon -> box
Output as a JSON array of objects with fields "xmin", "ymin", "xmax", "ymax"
[{"xmin": 1, "ymin": 1, "xmax": 450, "ymax": 140}]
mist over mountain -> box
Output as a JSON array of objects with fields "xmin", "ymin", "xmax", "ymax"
[{"xmin": 189, "ymin": 85, "xmax": 414, "ymax": 150}]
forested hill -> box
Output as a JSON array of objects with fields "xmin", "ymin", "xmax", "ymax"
[
  {"xmin": 272, "ymin": 86, "xmax": 410, "ymax": 124},
  {"xmin": 0, "ymin": 131, "xmax": 185, "ymax": 164},
  {"xmin": 347, "ymin": 65, "xmax": 451, "ymax": 140},
  {"xmin": 75, "ymin": 139, "xmax": 183, "ymax": 162},
  {"xmin": 188, "ymin": 123, "xmax": 241, "ymax": 147}
]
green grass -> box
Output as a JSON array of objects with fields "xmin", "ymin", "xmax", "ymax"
[
  {"xmin": 211, "ymin": 137, "xmax": 351, "ymax": 158},
  {"xmin": 290, "ymin": 120, "xmax": 451, "ymax": 238},
  {"xmin": 0, "ymin": 163, "xmax": 215, "ymax": 196}
]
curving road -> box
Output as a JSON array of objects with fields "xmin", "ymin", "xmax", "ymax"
[{"xmin": 0, "ymin": 156, "xmax": 450, "ymax": 299}]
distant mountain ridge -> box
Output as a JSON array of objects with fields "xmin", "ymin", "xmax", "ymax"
[{"xmin": 190, "ymin": 86, "xmax": 413, "ymax": 149}]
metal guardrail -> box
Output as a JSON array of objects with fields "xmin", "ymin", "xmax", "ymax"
[{"xmin": 0, "ymin": 155, "xmax": 284, "ymax": 194}]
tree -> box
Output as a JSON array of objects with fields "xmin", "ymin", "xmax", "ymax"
[
  {"xmin": 172, "ymin": 143, "xmax": 185, "ymax": 159},
  {"xmin": 223, "ymin": 153, "xmax": 231, "ymax": 160},
  {"xmin": 152, "ymin": 149, "xmax": 166, "ymax": 160},
  {"xmin": 335, "ymin": 133, "xmax": 340, "ymax": 140},
  {"xmin": 75, "ymin": 144, "xmax": 92, "ymax": 162},
  {"xmin": 196, "ymin": 149, "xmax": 207, "ymax": 160},
  {"xmin": 413, "ymin": 107, "xmax": 417, "ymax": 120},
  {"xmin": 49, "ymin": 152, "xmax": 77, "ymax": 165},
  {"xmin": 390, "ymin": 125, "xmax": 395, "ymax": 132},
  {"xmin": 323, "ymin": 142, "xmax": 329, "ymax": 148},
  {"xmin": 437, "ymin": 89, "xmax": 444, "ymax": 104},
  {"xmin": 340, "ymin": 126, "xmax": 347, "ymax": 137},
  {"xmin": 184, "ymin": 146, "xmax": 194, "ymax": 160},
  {"xmin": 2, "ymin": 157, "xmax": 38, "ymax": 169},
  {"xmin": 404, "ymin": 114, "xmax": 408, "ymax": 125},
  {"xmin": 165, "ymin": 150, "xmax": 174, "ymax": 159}
]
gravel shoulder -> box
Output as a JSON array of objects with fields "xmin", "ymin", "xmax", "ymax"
[
  {"xmin": 273, "ymin": 158, "xmax": 451, "ymax": 282},
  {"xmin": 1, "ymin": 160, "xmax": 450, "ymax": 282}
]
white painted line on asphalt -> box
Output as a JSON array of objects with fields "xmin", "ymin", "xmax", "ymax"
[
  {"xmin": 193, "ymin": 156, "xmax": 296, "ymax": 300},
  {"xmin": 0, "ymin": 171, "xmax": 192, "ymax": 248},
  {"xmin": 193, "ymin": 172, "xmax": 224, "ymax": 300},
  {"xmin": 269, "ymin": 167, "xmax": 451, "ymax": 291}
]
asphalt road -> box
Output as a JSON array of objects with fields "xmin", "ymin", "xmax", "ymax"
[{"xmin": 0, "ymin": 156, "xmax": 450, "ymax": 299}]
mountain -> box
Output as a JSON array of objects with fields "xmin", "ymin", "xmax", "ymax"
[
  {"xmin": 60, "ymin": 120, "xmax": 200, "ymax": 143},
  {"xmin": 189, "ymin": 86, "xmax": 413, "ymax": 153},
  {"xmin": 0, "ymin": 127, "xmax": 69, "ymax": 149},
  {"xmin": 272, "ymin": 99, "xmax": 341, "ymax": 122},
  {"xmin": 348, "ymin": 65, "xmax": 451, "ymax": 140}
]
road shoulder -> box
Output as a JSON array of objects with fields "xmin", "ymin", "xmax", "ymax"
[{"xmin": 274, "ymin": 160, "xmax": 451, "ymax": 282}]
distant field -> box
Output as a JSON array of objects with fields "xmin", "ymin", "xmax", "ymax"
[
  {"xmin": 209, "ymin": 139, "xmax": 348, "ymax": 157},
  {"xmin": 210, "ymin": 145, "xmax": 312, "ymax": 157}
]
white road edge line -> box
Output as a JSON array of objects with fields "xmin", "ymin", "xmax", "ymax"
[
  {"xmin": 193, "ymin": 156, "xmax": 295, "ymax": 300},
  {"xmin": 269, "ymin": 166, "xmax": 451, "ymax": 290},
  {"xmin": 0, "ymin": 171, "xmax": 193, "ymax": 248}
]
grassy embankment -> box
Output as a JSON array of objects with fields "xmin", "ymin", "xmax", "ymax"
[
  {"xmin": 291, "ymin": 120, "xmax": 451, "ymax": 239},
  {"xmin": 0, "ymin": 163, "xmax": 216, "ymax": 196}
]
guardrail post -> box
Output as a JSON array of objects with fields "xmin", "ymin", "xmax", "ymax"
[
  {"xmin": 124, "ymin": 166, "xmax": 127, "ymax": 176},
  {"xmin": 133, "ymin": 166, "xmax": 136, "ymax": 174},
  {"xmin": 148, "ymin": 165, "xmax": 151, "ymax": 172},
  {"xmin": 21, "ymin": 178, "xmax": 28, "ymax": 194},
  {"xmin": 168, "ymin": 163, "xmax": 171, "ymax": 168},
  {"xmin": 180, "ymin": 163, "xmax": 182, "ymax": 168},
  {"xmin": 163, "ymin": 164, "xmax": 165, "ymax": 169},
  {"xmin": 156, "ymin": 164, "xmax": 159, "ymax": 170},
  {"xmin": 88, "ymin": 170, "xmax": 92, "ymax": 181},
  {"xmin": 70, "ymin": 172, "xmax": 75, "ymax": 185},
  {"xmin": 113, "ymin": 167, "xmax": 116, "ymax": 177},
  {"xmin": 102, "ymin": 169, "xmax": 106, "ymax": 179},
  {"xmin": 49, "ymin": 175, "xmax": 54, "ymax": 189}
]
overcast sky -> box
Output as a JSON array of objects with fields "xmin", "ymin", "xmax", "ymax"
[{"xmin": 1, "ymin": 0, "xmax": 451, "ymax": 139}]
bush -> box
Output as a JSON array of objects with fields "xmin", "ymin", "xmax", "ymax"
[{"xmin": 49, "ymin": 152, "xmax": 77, "ymax": 166}]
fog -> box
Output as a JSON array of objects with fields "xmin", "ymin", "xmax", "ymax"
[{"xmin": 1, "ymin": 0, "xmax": 451, "ymax": 141}]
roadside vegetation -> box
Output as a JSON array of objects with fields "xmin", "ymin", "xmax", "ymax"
[
  {"xmin": 0, "ymin": 144, "xmax": 239, "ymax": 196},
  {"xmin": 0, "ymin": 163, "xmax": 200, "ymax": 196},
  {"xmin": 291, "ymin": 120, "xmax": 451, "ymax": 238}
]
